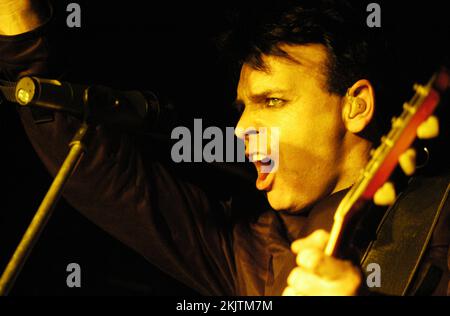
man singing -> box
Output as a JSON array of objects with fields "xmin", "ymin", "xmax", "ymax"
[{"xmin": 0, "ymin": 0, "xmax": 448, "ymax": 295}]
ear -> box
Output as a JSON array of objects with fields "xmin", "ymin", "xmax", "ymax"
[{"xmin": 342, "ymin": 79, "xmax": 375, "ymax": 134}]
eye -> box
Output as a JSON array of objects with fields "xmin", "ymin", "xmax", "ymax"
[{"xmin": 266, "ymin": 98, "xmax": 284, "ymax": 107}]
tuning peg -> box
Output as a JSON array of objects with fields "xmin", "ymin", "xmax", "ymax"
[
  {"xmin": 391, "ymin": 116, "xmax": 401, "ymax": 127},
  {"xmin": 381, "ymin": 136, "xmax": 394, "ymax": 147},
  {"xmin": 403, "ymin": 102, "xmax": 416, "ymax": 114},
  {"xmin": 373, "ymin": 182, "xmax": 396, "ymax": 206},
  {"xmin": 417, "ymin": 115, "xmax": 439, "ymax": 139},
  {"xmin": 413, "ymin": 83, "xmax": 429, "ymax": 96},
  {"xmin": 399, "ymin": 148, "xmax": 417, "ymax": 176}
]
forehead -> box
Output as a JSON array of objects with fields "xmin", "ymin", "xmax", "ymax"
[{"xmin": 237, "ymin": 44, "xmax": 329, "ymax": 96}]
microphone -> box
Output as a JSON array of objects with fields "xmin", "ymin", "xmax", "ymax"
[{"xmin": 13, "ymin": 76, "xmax": 163, "ymax": 131}]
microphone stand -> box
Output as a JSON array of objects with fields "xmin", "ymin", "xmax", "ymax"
[{"xmin": 0, "ymin": 84, "xmax": 92, "ymax": 296}]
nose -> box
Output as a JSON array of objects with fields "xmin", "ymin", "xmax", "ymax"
[
  {"xmin": 234, "ymin": 109, "xmax": 260, "ymax": 159},
  {"xmin": 234, "ymin": 109, "xmax": 257, "ymax": 140}
]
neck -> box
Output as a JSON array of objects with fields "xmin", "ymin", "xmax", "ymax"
[{"xmin": 332, "ymin": 133, "xmax": 372, "ymax": 194}]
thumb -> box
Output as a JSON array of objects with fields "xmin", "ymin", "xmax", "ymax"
[{"xmin": 291, "ymin": 229, "xmax": 329, "ymax": 254}]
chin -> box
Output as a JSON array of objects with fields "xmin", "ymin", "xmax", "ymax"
[
  {"xmin": 267, "ymin": 189, "xmax": 310, "ymax": 214},
  {"xmin": 266, "ymin": 190, "xmax": 292, "ymax": 212}
]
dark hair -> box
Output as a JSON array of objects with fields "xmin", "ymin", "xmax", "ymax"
[{"xmin": 219, "ymin": 0, "xmax": 395, "ymax": 140}]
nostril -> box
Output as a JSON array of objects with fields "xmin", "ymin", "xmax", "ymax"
[
  {"xmin": 234, "ymin": 126, "xmax": 258, "ymax": 140},
  {"xmin": 243, "ymin": 129, "xmax": 259, "ymax": 144},
  {"xmin": 245, "ymin": 129, "xmax": 259, "ymax": 135}
]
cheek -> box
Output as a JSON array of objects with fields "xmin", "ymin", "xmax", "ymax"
[
  {"xmin": 286, "ymin": 99, "xmax": 343, "ymax": 155},
  {"xmin": 274, "ymin": 101, "xmax": 344, "ymax": 184},
  {"xmin": 276, "ymin": 111, "xmax": 336, "ymax": 165}
]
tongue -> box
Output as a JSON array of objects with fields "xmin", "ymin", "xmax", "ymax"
[{"xmin": 256, "ymin": 171, "xmax": 269, "ymax": 190}]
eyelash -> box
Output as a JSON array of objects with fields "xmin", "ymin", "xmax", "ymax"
[
  {"xmin": 234, "ymin": 98, "xmax": 285, "ymax": 113},
  {"xmin": 265, "ymin": 98, "xmax": 285, "ymax": 107}
]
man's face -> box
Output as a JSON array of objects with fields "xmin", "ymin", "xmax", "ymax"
[{"xmin": 235, "ymin": 44, "xmax": 347, "ymax": 212}]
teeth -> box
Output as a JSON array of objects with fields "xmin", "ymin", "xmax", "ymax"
[{"xmin": 250, "ymin": 153, "xmax": 271, "ymax": 163}]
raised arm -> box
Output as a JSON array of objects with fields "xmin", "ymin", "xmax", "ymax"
[
  {"xmin": 0, "ymin": 0, "xmax": 50, "ymax": 35},
  {"xmin": 0, "ymin": 1, "xmax": 236, "ymax": 295}
]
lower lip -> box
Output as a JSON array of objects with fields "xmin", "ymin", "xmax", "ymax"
[{"xmin": 256, "ymin": 170, "xmax": 275, "ymax": 191}]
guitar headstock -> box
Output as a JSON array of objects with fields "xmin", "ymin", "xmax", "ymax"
[
  {"xmin": 362, "ymin": 67, "xmax": 448, "ymax": 200},
  {"xmin": 325, "ymin": 67, "xmax": 449, "ymax": 257}
]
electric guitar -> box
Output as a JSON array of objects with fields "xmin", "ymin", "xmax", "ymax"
[{"xmin": 324, "ymin": 68, "xmax": 449, "ymax": 257}]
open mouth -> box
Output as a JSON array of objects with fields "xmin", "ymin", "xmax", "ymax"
[{"xmin": 250, "ymin": 153, "xmax": 276, "ymax": 191}]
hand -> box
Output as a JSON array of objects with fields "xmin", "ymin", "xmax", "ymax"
[
  {"xmin": 0, "ymin": 0, "xmax": 50, "ymax": 35},
  {"xmin": 283, "ymin": 230, "xmax": 362, "ymax": 296},
  {"xmin": 283, "ymin": 116, "xmax": 440, "ymax": 296}
]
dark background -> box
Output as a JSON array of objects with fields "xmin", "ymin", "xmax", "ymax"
[{"xmin": 0, "ymin": 0, "xmax": 449, "ymax": 295}]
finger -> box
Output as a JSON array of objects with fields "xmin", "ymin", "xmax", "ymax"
[
  {"xmin": 296, "ymin": 248, "xmax": 324, "ymax": 270},
  {"xmin": 313, "ymin": 254, "xmax": 358, "ymax": 281},
  {"xmin": 291, "ymin": 229, "xmax": 329, "ymax": 254},
  {"xmin": 287, "ymin": 267, "xmax": 321, "ymax": 294},
  {"xmin": 282, "ymin": 286, "xmax": 301, "ymax": 296},
  {"xmin": 287, "ymin": 266, "xmax": 346, "ymax": 296},
  {"xmin": 417, "ymin": 115, "xmax": 439, "ymax": 139},
  {"xmin": 288, "ymin": 263, "xmax": 361, "ymax": 296},
  {"xmin": 373, "ymin": 181, "xmax": 396, "ymax": 206},
  {"xmin": 294, "ymin": 254, "xmax": 344, "ymax": 280},
  {"xmin": 399, "ymin": 148, "xmax": 416, "ymax": 176}
]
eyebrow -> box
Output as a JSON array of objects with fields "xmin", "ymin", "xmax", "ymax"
[{"xmin": 234, "ymin": 89, "xmax": 290, "ymax": 107}]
